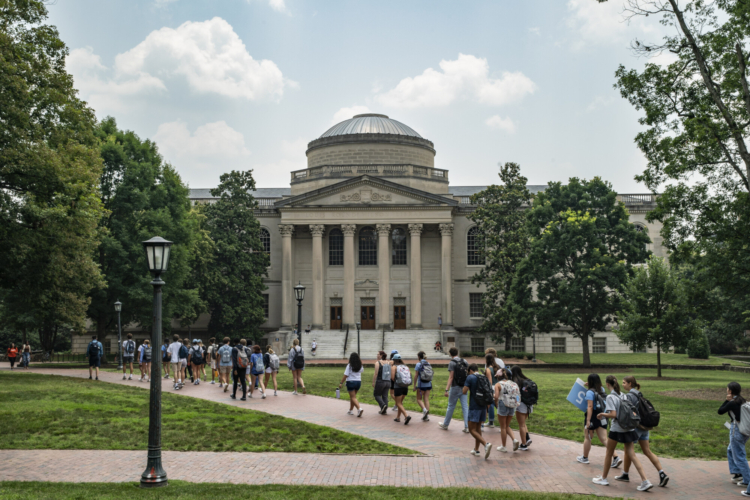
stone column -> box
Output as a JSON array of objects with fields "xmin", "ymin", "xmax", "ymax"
[
  {"xmin": 408, "ymin": 223, "xmax": 423, "ymax": 329},
  {"xmin": 342, "ymin": 224, "xmax": 357, "ymax": 328},
  {"xmin": 279, "ymin": 224, "xmax": 295, "ymax": 329},
  {"xmin": 376, "ymin": 224, "xmax": 391, "ymax": 329},
  {"xmin": 439, "ymin": 223, "xmax": 454, "ymax": 327},
  {"xmin": 310, "ymin": 224, "xmax": 325, "ymax": 330}
]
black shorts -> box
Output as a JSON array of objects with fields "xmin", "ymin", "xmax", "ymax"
[
  {"xmin": 585, "ymin": 412, "xmax": 606, "ymax": 430},
  {"xmin": 394, "ymin": 387, "xmax": 409, "ymax": 397},
  {"xmin": 609, "ymin": 430, "xmax": 640, "ymax": 443},
  {"xmin": 89, "ymin": 357, "xmax": 101, "ymax": 368}
]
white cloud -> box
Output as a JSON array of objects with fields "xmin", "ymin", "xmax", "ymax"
[
  {"xmin": 332, "ymin": 105, "xmax": 371, "ymax": 124},
  {"xmin": 375, "ymin": 54, "xmax": 536, "ymax": 109},
  {"xmin": 268, "ymin": 0, "xmax": 289, "ymax": 14},
  {"xmin": 649, "ymin": 50, "xmax": 679, "ymax": 67},
  {"xmin": 251, "ymin": 138, "xmax": 307, "ymax": 186},
  {"xmin": 154, "ymin": 0, "xmax": 178, "ymax": 7},
  {"xmin": 566, "ymin": 0, "xmax": 656, "ymax": 49},
  {"xmin": 586, "ymin": 95, "xmax": 613, "ymax": 112},
  {"xmin": 485, "ymin": 115, "xmax": 516, "ymax": 133},
  {"xmin": 529, "ymin": 27, "xmax": 541, "ymax": 36}
]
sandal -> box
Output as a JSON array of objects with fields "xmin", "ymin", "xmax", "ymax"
[{"xmin": 393, "ymin": 418, "xmax": 401, "ymax": 422}]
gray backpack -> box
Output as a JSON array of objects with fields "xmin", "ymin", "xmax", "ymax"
[
  {"xmin": 379, "ymin": 361, "xmax": 391, "ymax": 381},
  {"xmin": 738, "ymin": 403, "xmax": 750, "ymax": 436},
  {"xmin": 616, "ymin": 396, "xmax": 641, "ymax": 430}
]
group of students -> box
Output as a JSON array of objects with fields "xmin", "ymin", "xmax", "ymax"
[
  {"xmin": 339, "ymin": 346, "xmax": 538, "ymax": 459},
  {"xmin": 120, "ymin": 333, "xmax": 153, "ymax": 382},
  {"xmin": 5, "ymin": 343, "xmax": 31, "ymax": 370}
]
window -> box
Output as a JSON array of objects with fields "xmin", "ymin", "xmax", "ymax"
[
  {"xmin": 358, "ymin": 226, "xmax": 377, "ymax": 266},
  {"xmin": 329, "ymin": 228, "xmax": 343, "ymax": 266},
  {"xmin": 592, "ymin": 337, "xmax": 607, "ymax": 354},
  {"xmin": 634, "ymin": 223, "xmax": 648, "ymax": 234},
  {"xmin": 258, "ymin": 338, "xmax": 268, "ymax": 350},
  {"xmin": 260, "ymin": 228, "xmax": 271, "ymax": 254},
  {"xmin": 471, "ymin": 337, "xmax": 485, "ymax": 353},
  {"xmin": 511, "ymin": 337, "xmax": 525, "ymax": 351},
  {"xmin": 469, "ymin": 293, "xmax": 484, "ymax": 318},
  {"xmin": 552, "ymin": 337, "xmax": 566, "ymax": 353},
  {"xmin": 467, "ymin": 227, "xmax": 483, "ymax": 265},
  {"xmin": 262, "ymin": 294, "xmax": 269, "ymax": 319},
  {"xmin": 391, "ymin": 228, "xmax": 407, "ymax": 265}
]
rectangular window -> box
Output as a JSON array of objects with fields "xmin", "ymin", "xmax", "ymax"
[
  {"xmin": 592, "ymin": 337, "xmax": 607, "ymax": 354},
  {"xmin": 471, "ymin": 337, "xmax": 485, "ymax": 353},
  {"xmin": 552, "ymin": 337, "xmax": 566, "ymax": 353},
  {"xmin": 329, "ymin": 231, "xmax": 343, "ymax": 266},
  {"xmin": 262, "ymin": 294, "xmax": 269, "ymax": 319},
  {"xmin": 511, "ymin": 337, "xmax": 525, "ymax": 351},
  {"xmin": 391, "ymin": 228, "xmax": 407, "ymax": 266},
  {"xmin": 469, "ymin": 293, "xmax": 483, "ymax": 318}
]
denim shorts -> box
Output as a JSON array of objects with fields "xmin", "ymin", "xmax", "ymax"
[
  {"xmin": 468, "ymin": 408, "xmax": 487, "ymax": 423},
  {"xmin": 497, "ymin": 401, "xmax": 516, "ymax": 417},
  {"xmin": 636, "ymin": 428, "xmax": 650, "ymax": 441},
  {"xmin": 346, "ymin": 381, "xmax": 362, "ymax": 392}
]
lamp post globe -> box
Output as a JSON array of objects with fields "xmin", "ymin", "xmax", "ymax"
[
  {"xmin": 140, "ymin": 236, "xmax": 172, "ymax": 488},
  {"xmin": 294, "ymin": 282, "xmax": 305, "ymax": 344},
  {"xmin": 114, "ymin": 301, "xmax": 123, "ymax": 370}
]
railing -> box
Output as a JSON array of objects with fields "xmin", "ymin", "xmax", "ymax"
[
  {"xmin": 290, "ymin": 164, "xmax": 449, "ymax": 182},
  {"xmin": 457, "ymin": 196, "xmax": 473, "ymax": 205},
  {"xmin": 343, "ymin": 325, "xmax": 349, "ymax": 359},
  {"xmin": 617, "ymin": 194, "xmax": 657, "ymax": 204},
  {"xmin": 381, "ymin": 326, "xmax": 386, "ymax": 351},
  {"xmin": 256, "ymin": 198, "xmax": 280, "ymax": 207}
]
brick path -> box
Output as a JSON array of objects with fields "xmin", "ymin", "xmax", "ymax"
[{"xmin": 0, "ymin": 367, "xmax": 735, "ymax": 498}]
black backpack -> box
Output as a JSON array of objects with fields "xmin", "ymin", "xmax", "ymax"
[
  {"xmin": 632, "ymin": 392, "xmax": 660, "ymax": 429},
  {"xmin": 191, "ymin": 348, "xmax": 203, "ymax": 365},
  {"xmin": 473, "ymin": 374, "xmax": 494, "ymax": 407},
  {"xmin": 520, "ymin": 379, "xmax": 539, "ymax": 406},
  {"xmin": 452, "ymin": 359, "xmax": 468, "ymax": 386},
  {"xmin": 293, "ymin": 347, "xmax": 305, "ymax": 369},
  {"xmin": 87, "ymin": 341, "xmax": 100, "ymax": 358},
  {"xmin": 143, "ymin": 346, "xmax": 152, "ymax": 363}
]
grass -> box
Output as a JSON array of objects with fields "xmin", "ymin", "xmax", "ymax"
[
  {"xmin": 0, "ymin": 372, "xmax": 412, "ymax": 455},
  {"xmin": 0, "ymin": 482, "xmax": 608, "ymax": 500},
  {"xmin": 269, "ymin": 365, "xmax": 745, "ymax": 460},
  {"xmin": 533, "ymin": 352, "xmax": 730, "ymax": 365}
]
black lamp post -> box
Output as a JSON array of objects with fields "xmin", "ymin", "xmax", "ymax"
[
  {"xmin": 140, "ymin": 236, "xmax": 172, "ymax": 488},
  {"xmin": 294, "ymin": 282, "xmax": 305, "ymax": 345},
  {"xmin": 115, "ymin": 300, "xmax": 123, "ymax": 370},
  {"xmin": 355, "ymin": 321, "xmax": 361, "ymax": 355}
]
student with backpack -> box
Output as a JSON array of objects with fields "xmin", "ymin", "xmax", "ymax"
[
  {"xmin": 720, "ymin": 381, "xmax": 750, "ymax": 495},
  {"xmin": 390, "ymin": 354, "xmax": 412, "ymax": 424},
  {"xmin": 414, "ymin": 351, "xmax": 433, "ymax": 421},
  {"xmin": 249, "ymin": 345, "xmax": 267, "ymax": 399},
  {"xmin": 86, "ymin": 335, "xmax": 103, "ymax": 380},
  {"xmin": 484, "ymin": 354, "xmax": 502, "ymax": 428},
  {"xmin": 287, "ymin": 338, "xmax": 306, "ymax": 395},
  {"xmin": 616, "ymin": 376, "xmax": 668, "ymax": 487},
  {"xmin": 339, "ymin": 352, "xmax": 365, "ymax": 417},
  {"xmin": 494, "ymin": 368, "xmax": 520, "ymax": 452},
  {"xmin": 592, "ymin": 375, "xmax": 652, "ymax": 491},
  {"xmin": 439, "ymin": 347, "xmax": 469, "ymax": 433},
  {"xmin": 511, "ymin": 366, "xmax": 537, "ymax": 450},
  {"xmin": 168, "ymin": 335, "xmax": 183, "ymax": 389},
  {"xmin": 162, "ymin": 339, "xmax": 171, "ymax": 379},
  {"xmin": 188, "ymin": 340, "xmax": 204, "ymax": 385},
  {"xmin": 231, "ymin": 339, "xmax": 250, "ymax": 401},
  {"xmin": 140, "ymin": 340, "xmax": 152, "ymax": 382},
  {"xmin": 578, "ymin": 373, "xmax": 621, "ymax": 468},
  {"xmin": 179, "ymin": 339, "xmax": 190, "ymax": 385},
  {"xmin": 464, "ymin": 363, "xmax": 492, "ymax": 459},
  {"xmin": 389, "ymin": 350, "xmax": 399, "ymax": 412},
  {"xmin": 137, "ymin": 341, "xmax": 147, "ymax": 381},
  {"xmin": 263, "ymin": 346, "xmax": 280, "ymax": 396},
  {"xmin": 122, "ymin": 334, "xmax": 136, "ymax": 380},
  {"xmin": 372, "ymin": 350, "xmax": 391, "ymax": 414},
  {"xmin": 217, "ymin": 337, "xmax": 233, "ymax": 392}
]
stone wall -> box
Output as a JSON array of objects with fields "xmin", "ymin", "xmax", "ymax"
[{"xmin": 307, "ymin": 142, "xmax": 435, "ymax": 169}]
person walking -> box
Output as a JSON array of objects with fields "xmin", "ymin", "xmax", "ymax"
[
  {"xmin": 7, "ymin": 343, "xmax": 18, "ymax": 370},
  {"xmin": 414, "ymin": 351, "xmax": 433, "ymax": 421},
  {"xmin": 263, "ymin": 346, "xmax": 280, "ymax": 396},
  {"xmin": 21, "ymin": 341, "xmax": 31, "ymax": 370},
  {"xmin": 311, "ymin": 338, "xmax": 317, "ymax": 357},
  {"xmin": 140, "ymin": 340, "xmax": 152, "ymax": 382},
  {"xmin": 162, "ymin": 339, "xmax": 171, "ymax": 379},
  {"xmin": 122, "ymin": 334, "xmax": 136, "ymax": 380},
  {"xmin": 438, "ymin": 347, "xmax": 469, "ymax": 433},
  {"xmin": 484, "ymin": 353, "xmax": 501, "ymax": 429},
  {"xmin": 373, "ymin": 350, "xmax": 391, "ymax": 414},
  {"xmin": 179, "ymin": 339, "xmax": 190, "ymax": 385},
  {"xmin": 592, "ymin": 375, "xmax": 652, "ymax": 491},
  {"xmin": 391, "ymin": 354, "xmax": 412, "ymax": 424},
  {"xmin": 168, "ymin": 335, "xmax": 183, "ymax": 390},
  {"xmin": 339, "ymin": 352, "xmax": 364, "ymax": 417},
  {"xmin": 511, "ymin": 366, "xmax": 536, "ymax": 450},
  {"xmin": 577, "ymin": 373, "xmax": 621, "ymax": 468},
  {"xmin": 464, "ymin": 363, "xmax": 492, "ymax": 459},
  {"xmin": 86, "ymin": 335, "xmax": 103, "ymax": 380},
  {"xmin": 389, "ymin": 350, "xmax": 399, "ymax": 412},
  {"xmin": 720, "ymin": 381, "xmax": 750, "ymax": 495},
  {"xmin": 249, "ymin": 345, "xmax": 267, "ymax": 399},
  {"xmin": 217, "ymin": 337, "xmax": 233, "ymax": 392},
  {"xmin": 137, "ymin": 341, "xmax": 146, "ymax": 381},
  {"xmin": 198, "ymin": 340, "xmax": 208, "ymax": 381},
  {"xmin": 188, "ymin": 340, "xmax": 204, "ymax": 385},
  {"xmin": 287, "ymin": 338, "xmax": 306, "ymax": 395},
  {"xmin": 494, "ymin": 368, "xmax": 520, "ymax": 452},
  {"xmin": 207, "ymin": 338, "xmax": 217, "ymax": 384},
  {"xmin": 616, "ymin": 376, "xmax": 669, "ymax": 487},
  {"xmin": 231, "ymin": 339, "xmax": 250, "ymax": 401}
]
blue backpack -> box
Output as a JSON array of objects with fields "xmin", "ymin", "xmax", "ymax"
[{"xmin": 179, "ymin": 344, "xmax": 188, "ymax": 359}]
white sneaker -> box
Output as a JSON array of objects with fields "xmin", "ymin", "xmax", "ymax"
[
  {"xmin": 497, "ymin": 446, "xmax": 508, "ymax": 453},
  {"xmin": 211, "ymin": 380, "xmax": 215, "ymax": 385},
  {"xmin": 462, "ymin": 427, "xmax": 470, "ymax": 433},
  {"xmin": 129, "ymin": 375, "xmax": 132, "ymax": 380},
  {"xmin": 196, "ymin": 379, "xmax": 200, "ymax": 385},
  {"xmin": 274, "ymin": 391, "xmax": 277, "ymax": 396},
  {"xmin": 292, "ymin": 390, "xmax": 298, "ymax": 395},
  {"xmin": 347, "ymin": 411, "xmax": 354, "ymax": 415},
  {"xmin": 513, "ymin": 439, "xmax": 520, "ymax": 451},
  {"xmin": 470, "ymin": 450, "xmax": 481, "ymax": 457},
  {"xmin": 392, "ymin": 405, "xmax": 397, "ymax": 412},
  {"xmin": 261, "ymin": 393, "xmax": 266, "ymax": 399},
  {"xmin": 576, "ymin": 456, "xmax": 590, "ymax": 464},
  {"xmin": 248, "ymin": 393, "xmax": 253, "ymax": 398},
  {"xmin": 636, "ymin": 480, "xmax": 653, "ymax": 492},
  {"xmin": 164, "ymin": 374, "xmax": 170, "ymax": 379},
  {"xmin": 593, "ymin": 476, "xmax": 609, "ymax": 486},
  {"xmin": 438, "ymin": 422, "xmax": 449, "ymax": 430},
  {"xmin": 484, "ymin": 443, "xmax": 492, "ymax": 460}
]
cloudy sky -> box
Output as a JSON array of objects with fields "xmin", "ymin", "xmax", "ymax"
[{"xmin": 48, "ymin": 0, "xmax": 676, "ymax": 191}]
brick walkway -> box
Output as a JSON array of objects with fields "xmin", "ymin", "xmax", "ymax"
[{"xmin": 0, "ymin": 367, "xmax": 735, "ymax": 498}]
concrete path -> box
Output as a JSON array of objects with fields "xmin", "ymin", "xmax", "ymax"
[{"xmin": 0, "ymin": 367, "xmax": 735, "ymax": 498}]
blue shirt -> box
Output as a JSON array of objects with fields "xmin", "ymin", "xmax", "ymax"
[
  {"xmin": 464, "ymin": 374, "xmax": 484, "ymax": 410},
  {"xmin": 585, "ymin": 388, "xmax": 605, "ymax": 412},
  {"xmin": 414, "ymin": 361, "xmax": 432, "ymax": 389},
  {"xmin": 217, "ymin": 345, "xmax": 233, "ymax": 367},
  {"xmin": 251, "ymin": 352, "xmax": 264, "ymax": 374}
]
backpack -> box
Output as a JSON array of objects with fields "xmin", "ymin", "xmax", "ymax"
[
  {"xmin": 419, "ymin": 361, "xmax": 434, "ymax": 382},
  {"xmin": 395, "ymin": 365, "xmax": 412, "ymax": 387},
  {"xmin": 473, "ymin": 374, "xmax": 495, "ymax": 407},
  {"xmin": 87, "ymin": 341, "xmax": 100, "ymax": 359},
  {"xmin": 179, "ymin": 344, "xmax": 188, "ymax": 359},
  {"xmin": 253, "ymin": 353, "xmax": 264, "ymax": 373},
  {"xmin": 220, "ymin": 346, "xmax": 232, "ymax": 364},
  {"xmin": 501, "ymin": 380, "xmax": 521, "ymax": 408},
  {"xmin": 452, "ymin": 359, "xmax": 468, "ymax": 386},
  {"xmin": 739, "ymin": 403, "xmax": 750, "ymax": 437},
  {"xmin": 379, "ymin": 361, "xmax": 391, "ymax": 381},
  {"xmin": 237, "ymin": 347, "xmax": 249, "ymax": 369},
  {"xmin": 631, "ymin": 392, "xmax": 660, "ymax": 430},
  {"xmin": 269, "ymin": 353, "xmax": 280, "ymax": 371},
  {"xmin": 520, "ymin": 379, "xmax": 539, "ymax": 406},
  {"xmin": 124, "ymin": 340, "xmax": 135, "ymax": 355},
  {"xmin": 292, "ymin": 347, "xmax": 305, "ymax": 369},
  {"xmin": 143, "ymin": 346, "xmax": 152, "ymax": 363},
  {"xmin": 191, "ymin": 347, "xmax": 203, "ymax": 365},
  {"xmin": 162, "ymin": 345, "xmax": 170, "ymax": 362},
  {"xmin": 615, "ymin": 395, "xmax": 641, "ymax": 430}
]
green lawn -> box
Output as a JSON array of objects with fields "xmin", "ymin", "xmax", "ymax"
[
  {"xmin": 0, "ymin": 482, "xmax": 608, "ymax": 500},
  {"xmin": 271, "ymin": 364, "xmax": 742, "ymax": 460},
  {"xmin": 533, "ymin": 352, "xmax": 731, "ymax": 365},
  {"xmin": 0, "ymin": 373, "xmax": 412, "ymax": 455}
]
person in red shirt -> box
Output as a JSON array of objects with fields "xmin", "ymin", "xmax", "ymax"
[{"xmin": 6, "ymin": 344, "xmax": 18, "ymax": 370}]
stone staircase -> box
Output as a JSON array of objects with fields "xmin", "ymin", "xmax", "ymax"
[
  {"xmin": 296, "ymin": 329, "xmax": 348, "ymax": 359},
  {"xmin": 383, "ymin": 330, "xmax": 452, "ymax": 360}
]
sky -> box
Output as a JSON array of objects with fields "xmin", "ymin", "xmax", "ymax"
[{"xmin": 47, "ymin": 0, "xmax": 678, "ymax": 192}]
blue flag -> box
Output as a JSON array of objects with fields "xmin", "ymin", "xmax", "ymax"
[{"xmin": 567, "ymin": 378, "xmax": 588, "ymax": 412}]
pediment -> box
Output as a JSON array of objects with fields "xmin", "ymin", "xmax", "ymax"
[{"xmin": 275, "ymin": 176, "xmax": 457, "ymax": 208}]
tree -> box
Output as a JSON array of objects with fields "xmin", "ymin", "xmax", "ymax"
[
  {"xmin": 87, "ymin": 118, "xmax": 204, "ymax": 340},
  {"xmin": 0, "ymin": 0, "xmax": 105, "ymax": 352},
  {"xmin": 601, "ymin": 0, "xmax": 750, "ymax": 304},
  {"xmin": 203, "ymin": 170, "xmax": 269, "ymax": 340},
  {"xmin": 469, "ymin": 162, "xmax": 533, "ymax": 350},
  {"xmin": 512, "ymin": 177, "xmax": 651, "ymax": 366},
  {"xmin": 615, "ymin": 256, "xmax": 699, "ymax": 376}
]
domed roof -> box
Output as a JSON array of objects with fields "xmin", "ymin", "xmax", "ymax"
[{"xmin": 320, "ymin": 114, "xmax": 422, "ymax": 139}]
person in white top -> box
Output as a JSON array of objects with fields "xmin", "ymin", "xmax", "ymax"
[
  {"xmin": 338, "ymin": 352, "xmax": 364, "ymax": 417},
  {"xmin": 137, "ymin": 342, "xmax": 146, "ymax": 381},
  {"xmin": 122, "ymin": 333, "xmax": 136, "ymax": 380},
  {"xmin": 167, "ymin": 334, "xmax": 183, "ymax": 389},
  {"xmin": 311, "ymin": 339, "xmax": 317, "ymax": 357}
]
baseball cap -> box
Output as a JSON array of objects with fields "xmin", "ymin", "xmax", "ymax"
[
  {"xmin": 392, "ymin": 353, "xmax": 402, "ymax": 360},
  {"xmin": 390, "ymin": 349, "xmax": 399, "ymax": 354},
  {"xmin": 192, "ymin": 339, "xmax": 199, "ymax": 344}
]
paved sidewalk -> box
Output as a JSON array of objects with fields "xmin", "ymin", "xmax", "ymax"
[{"xmin": 0, "ymin": 367, "xmax": 735, "ymax": 498}]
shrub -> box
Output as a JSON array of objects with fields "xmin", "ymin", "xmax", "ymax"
[{"xmin": 687, "ymin": 334, "xmax": 711, "ymax": 359}]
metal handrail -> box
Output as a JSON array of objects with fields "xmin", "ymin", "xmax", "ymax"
[
  {"xmin": 381, "ymin": 326, "xmax": 386, "ymax": 351},
  {"xmin": 343, "ymin": 325, "xmax": 349, "ymax": 359}
]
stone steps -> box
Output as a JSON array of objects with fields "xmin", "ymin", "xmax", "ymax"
[{"xmin": 285, "ymin": 329, "xmax": 452, "ymax": 360}]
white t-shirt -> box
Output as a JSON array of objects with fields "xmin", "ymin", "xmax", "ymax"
[
  {"xmin": 311, "ymin": 342, "xmax": 317, "ymax": 349},
  {"xmin": 168, "ymin": 341, "xmax": 182, "ymax": 363},
  {"xmin": 344, "ymin": 364, "xmax": 364, "ymax": 382}
]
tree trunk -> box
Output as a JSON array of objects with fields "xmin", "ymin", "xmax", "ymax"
[
  {"xmin": 505, "ymin": 331, "xmax": 512, "ymax": 351},
  {"xmin": 582, "ymin": 334, "xmax": 591, "ymax": 367},
  {"xmin": 657, "ymin": 340, "xmax": 662, "ymax": 378}
]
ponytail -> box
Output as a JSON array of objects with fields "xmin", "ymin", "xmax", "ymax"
[{"xmin": 605, "ymin": 375, "xmax": 621, "ymax": 395}]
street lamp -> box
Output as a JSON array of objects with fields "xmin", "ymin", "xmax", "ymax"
[
  {"xmin": 115, "ymin": 300, "xmax": 123, "ymax": 370},
  {"xmin": 140, "ymin": 236, "xmax": 172, "ymax": 488},
  {"xmin": 355, "ymin": 321, "xmax": 361, "ymax": 355},
  {"xmin": 294, "ymin": 282, "xmax": 305, "ymax": 345}
]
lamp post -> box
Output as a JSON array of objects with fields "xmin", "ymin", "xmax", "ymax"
[
  {"xmin": 115, "ymin": 301, "xmax": 123, "ymax": 370},
  {"xmin": 355, "ymin": 321, "xmax": 361, "ymax": 355},
  {"xmin": 294, "ymin": 282, "xmax": 305, "ymax": 345},
  {"xmin": 140, "ymin": 236, "xmax": 172, "ymax": 488}
]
